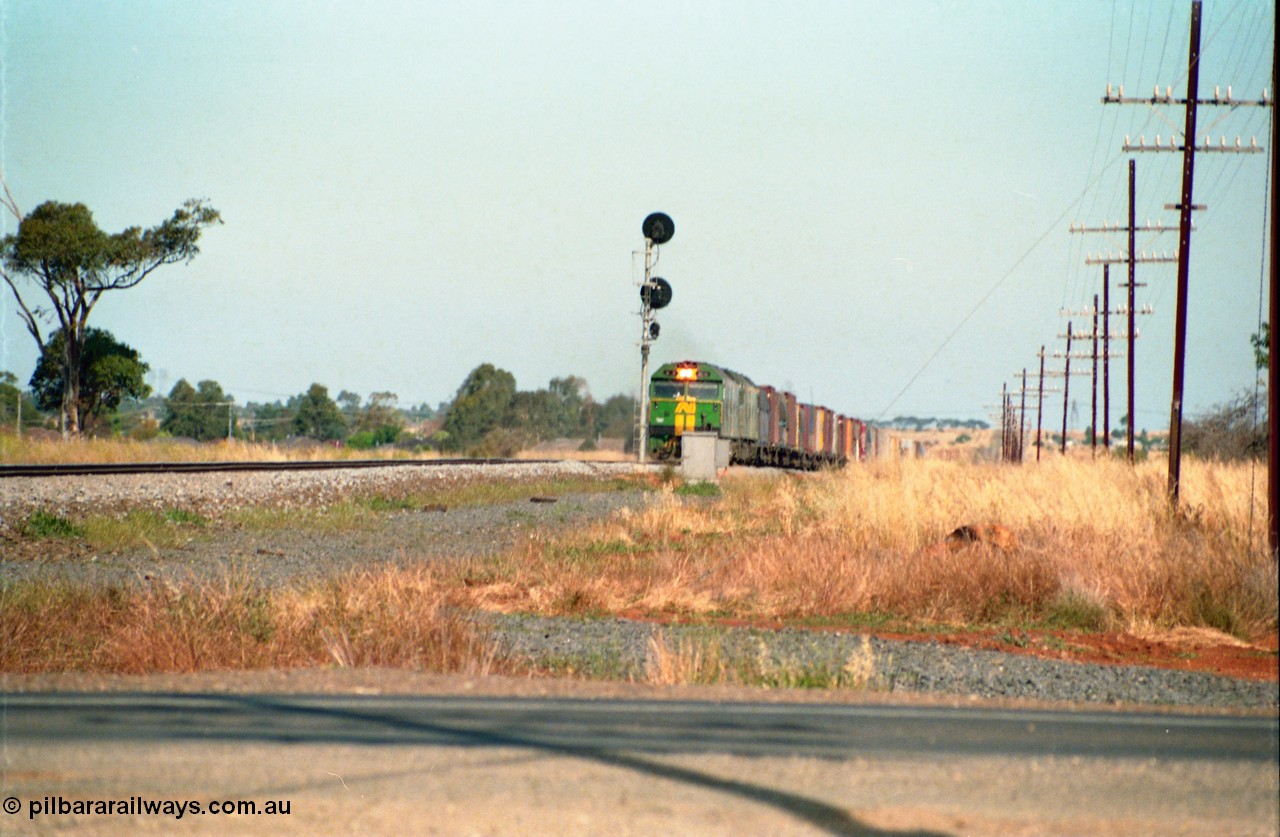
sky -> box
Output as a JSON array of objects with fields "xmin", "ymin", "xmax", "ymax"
[{"xmin": 0, "ymin": 0, "xmax": 1274, "ymax": 430}]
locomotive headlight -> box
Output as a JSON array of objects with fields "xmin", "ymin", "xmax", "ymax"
[{"xmin": 675, "ymin": 366, "xmax": 697, "ymax": 381}]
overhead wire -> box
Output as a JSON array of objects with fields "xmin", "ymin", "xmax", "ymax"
[
  {"xmin": 1069, "ymin": 0, "xmax": 1124, "ymax": 313},
  {"xmin": 877, "ymin": 155, "xmax": 1125, "ymax": 421}
]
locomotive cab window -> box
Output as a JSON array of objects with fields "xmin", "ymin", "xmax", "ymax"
[
  {"xmin": 652, "ymin": 382, "xmax": 683, "ymax": 398},
  {"xmin": 688, "ymin": 383, "xmax": 720, "ymax": 400}
]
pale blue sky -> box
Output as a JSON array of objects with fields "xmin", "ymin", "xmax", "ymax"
[{"xmin": 1, "ymin": 1, "xmax": 1273, "ymax": 428}]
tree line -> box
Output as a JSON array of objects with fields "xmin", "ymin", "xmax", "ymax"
[{"xmin": 2, "ymin": 349, "xmax": 637, "ymax": 453}]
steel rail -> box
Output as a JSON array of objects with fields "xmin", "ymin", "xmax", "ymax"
[{"xmin": 0, "ymin": 458, "xmax": 561, "ymax": 479}]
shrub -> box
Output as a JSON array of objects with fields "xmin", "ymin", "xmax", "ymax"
[{"xmin": 1182, "ymin": 389, "xmax": 1267, "ymax": 461}]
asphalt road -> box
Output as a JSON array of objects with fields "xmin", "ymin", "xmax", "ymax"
[
  {"xmin": 3, "ymin": 693, "xmax": 1277, "ymax": 761},
  {"xmin": 2, "ymin": 693, "xmax": 1277, "ymax": 835}
]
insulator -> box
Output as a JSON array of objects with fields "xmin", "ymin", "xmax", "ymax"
[
  {"xmin": 1214, "ymin": 85, "xmax": 1221, "ymax": 100},
  {"xmin": 1153, "ymin": 84, "xmax": 1159, "ymax": 98}
]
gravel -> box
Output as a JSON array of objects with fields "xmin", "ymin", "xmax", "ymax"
[
  {"xmin": 3, "ymin": 461, "xmax": 1276, "ymax": 711},
  {"xmin": 488, "ymin": 614, "xmax": 1278, "ymax": 710},
  {"xmin": 0, "ymin": 459, "xmax": 642, "ymax": 528}
]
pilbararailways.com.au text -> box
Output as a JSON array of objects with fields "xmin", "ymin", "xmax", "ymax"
[{"xmin": 6, "ymin": 795, "xmax": 292, "ymax": 820}]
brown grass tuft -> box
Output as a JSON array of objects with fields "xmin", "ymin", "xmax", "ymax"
[{"xmin": 1, "ymin": 568, "xmax": 506, "ymax": 675}]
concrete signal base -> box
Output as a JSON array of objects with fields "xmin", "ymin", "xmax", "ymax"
[{"xmin": 679, "ymin": 431, "xmax": 731, "ymax": 483}]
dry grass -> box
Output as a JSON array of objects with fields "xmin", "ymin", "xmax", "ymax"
[
  {"xmin": 0, "ymin": 567, "xmax": 504, "ymax": 675},
  {"xmin": 459, "ymin": 457, "xmax": 1278, "ymax": 639},
  {"xmin": 5, "ymin": 456, "xmax": 1275, "ymax": 678},
  {"xmin": 0, "ymin": 433, "xmax": 437, "ymax": 465},
  {"xmin": 644, "ymin": 630, "xmax": 881, "ymax": 690}
]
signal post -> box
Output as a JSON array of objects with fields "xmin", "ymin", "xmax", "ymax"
[{"xmin": 636, "ymin": 213, "xmax": 674, "ymax": 463}]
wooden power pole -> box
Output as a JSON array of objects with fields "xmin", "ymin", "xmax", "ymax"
[{"xmin": 1102, "ymin": 0, "xmax": 1271, "ymax": 503}]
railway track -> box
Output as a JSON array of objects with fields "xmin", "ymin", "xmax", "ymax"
[{"xmin": 0, "ymin": 457, "xmax": 563, "ymax": 479}]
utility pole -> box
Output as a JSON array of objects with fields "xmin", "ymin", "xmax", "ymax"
[
  {"xmin": 997, "ymin": 386, "xmax": 1021, "ymax": 464},
  {"xmin": 1084, "ymin": 250, "xmax": 1170, "ymax": 459},
  {"xmin": 1168, "ymin": 2, "xmax": 1203, "ymax": 498},
  {"xmin": 1049, "ymin": 324, "xmax": 1093, "ymax": 457},
  {"xmin": 1062, "ymin": 272, "xmax": 1152, "ymax": 457},
  {"xmin": 1103, "ymin": 266, "xmax": 1111, "ymax": 449},
  {"xmin": 1001, "ymin": 384, "xmax": 1010, "ymax": 463},
  {"xmin": 1062, "ymin": 323, "xmax": 1074, "ymax": 454},
  {"xmin": 1060, "ymin": 300, "xmax": 1126, "ymax": 461},
  {"xmin": 1036, "ymin": 347, "xmax": 1046, "ymax": 462},
  {"xmin": 1073, "ymin": 160, "xmax": 1177, "ymax": 461},
  {"xmin": 1008, "ymin": 371, "xmax": 1058, "ymax": 464},
  {"xmin": 1102, "ymin": 0, "xmax": 1271, "ymax": 501},
  {"xmin": 1127, "ymin": 160, "xmax": 1137, "ymax": 461},
  {"xmin": 1271, "ymin": 41, "xmax": 1279, "ymax": 558},
  {"xmin": 998, "ymin": 384, "xmax": 1023, "ymax": 465},
  {"xmin": 1018, "ymin": 368, "xmax": 1028, "ymax": 464},
  {"xmin": 1092, "ymin": 294, "xmax": 1099, "ymax": 455}
]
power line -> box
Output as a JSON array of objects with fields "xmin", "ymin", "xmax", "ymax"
[{"xmin": 876, "ymin": 156, "xmax": 1124, "ymax": 421}]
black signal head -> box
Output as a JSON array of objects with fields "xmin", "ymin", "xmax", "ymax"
[
  {"xmin": 642, "ymin": 212, "xmax": 674, "ymax": 244},
  {"xmin": 641, "ymin": 277, "xmax": 673, "ymax": 310}
]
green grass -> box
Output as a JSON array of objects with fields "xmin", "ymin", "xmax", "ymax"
[
  {"xmin": 357, "ymin": 494, "xmax": 419, "ymax": 512},
  {"xmin": 1041, "ymin": 589, "xmax": 1112, "ymax": 631},
  {"xmin": 675, "ymin": 481, "xmax": 721, "ymax": 497},
  {"xmin": 79, "ymin": 509, "xmax": 212, "ymax": 551},
  {"xmin": 163, "ymin": 508, "xmax": 209, "ymax": 526},
  {"xmin": 20, "ymin": 510, "xmax": 85, "ymax": 539},
  {"xmin": 225, "ymin": 501, "xmax": 379, "ymax": 533}
]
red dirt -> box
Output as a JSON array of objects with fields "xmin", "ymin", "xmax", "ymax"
[
  {"xmin": 881, "ymin": 626, "xmax": 1279, "ymax": 683},
  {"xmin": 618, "ymin": 610, "xmax": 1279, "ymax": 683}
]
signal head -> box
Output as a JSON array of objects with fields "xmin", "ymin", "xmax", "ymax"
[
  {"xmin": 641, "ymin": 277, "xmax": 673, "ymax": 310},
  {"xmin": 642, "ymin": 212, "xmax": 674, "ymax": 244}
]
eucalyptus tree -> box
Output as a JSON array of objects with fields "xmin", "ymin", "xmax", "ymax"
[
  {"xmin": 162, "ymin": 379, "xmax": 234, "ymax": 442},
  {"xmin": 30, "ymin": 327, "xmax": 151, "ymax": 434},
  {"xmin": 293, "ymin": 383, "xmax": 348, "ymax": 441},
  {"xmin": 1, "ymin": 184, "xmax": 220, "ymax": 434}
]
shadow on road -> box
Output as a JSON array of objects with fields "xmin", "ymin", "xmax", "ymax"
[
  {"xmin": 20, "ymin": 692, "xmax": 951, "ymax": 837},
  {"xmin": 228, "ymin": 694, "xmax": 951, "ymax": 837}
]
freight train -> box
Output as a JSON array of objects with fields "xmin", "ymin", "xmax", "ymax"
[{"xmin": 647, "ymin": 360, "xmax": 865, "ymax": 469}]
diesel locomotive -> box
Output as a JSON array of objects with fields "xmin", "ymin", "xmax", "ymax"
[{"xmin": 647, "ymin": 360, "xmax": 865, "ymax": 469}]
